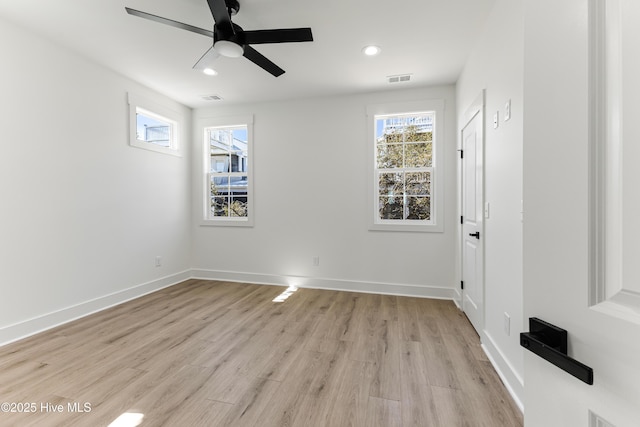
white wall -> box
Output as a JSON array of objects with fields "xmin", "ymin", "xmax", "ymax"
[
  {"xmin": 456, "ymin": 0, "xmax": 524, "ymax": 409},
  {"xmin": 0, "ymin": 17, "xmax": 192, "ymax": 344},
  {"xmin": 191, "ymin": 86, "xmax": 458, "ymax": 297}
]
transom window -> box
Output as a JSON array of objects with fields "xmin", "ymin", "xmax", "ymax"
[
  {"xmin": 136, "ymin": 109, "xmax": 173, "ymax": 148},
  {"xmin": 128, "ymin": 92, "xmax": 181, "ymax": 156},
  {"xmin": 375, "ymin": 112, "xmax": 434, "ymax": 222}
]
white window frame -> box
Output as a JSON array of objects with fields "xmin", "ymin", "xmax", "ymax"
[
  {"xmin": 367, "ymin": 100, "xmax": 444, "ymax": 232},
  {"xmin": 199, "ymin": 115, "xmax": 254, "ymax": 227},
  {"xmin": 128, "ymin": 92, "xmax": 182, "ymax": 156}
]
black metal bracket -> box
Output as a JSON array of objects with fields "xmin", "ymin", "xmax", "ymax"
[{"xmin": 520, "ymin": 317, "xmax": 594, "ymax": 385}]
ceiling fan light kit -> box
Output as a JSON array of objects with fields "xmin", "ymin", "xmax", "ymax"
[
  {"xmin": 125, "ymin": 0, "xmax": 313, "ymax": 77},
  {"xmin": 214, "ymin": 40, "xmax": 244, "ymax": 58}
]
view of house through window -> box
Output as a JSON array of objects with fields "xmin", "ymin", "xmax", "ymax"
[
  {"xmin": 375, "ymin": 112, "xmax": 434, "ymax": 223},
  {"xmin": 136, "ymin": 109, "xmax": 172, "ymax": 147},
  {"xmin": 206, "ymin": 125, "xmax": 249, "ymax": 220},
  {"xmin": 128, "ymin": 92, "xmax": 182, "ymax": 156}
]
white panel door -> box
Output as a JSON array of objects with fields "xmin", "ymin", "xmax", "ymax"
[
  {"xmin": 461, "ymin": 102, "xmax": 483, "ymax": 335},
  {"xmin": 523, "ymin": 0, "xmax": 640, "ymax": 425}
]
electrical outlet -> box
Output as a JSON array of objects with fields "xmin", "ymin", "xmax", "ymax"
[
  {"xmin": 313, "ymin": 256, "xmax": 320, "ymax": 267},
  {"xmin": 504, "ymin": 312, "xmax": 511, "ymax": 335},
  {"xmin": 155, "ymin": 256, "xmax": 162, "ymax": 267}
]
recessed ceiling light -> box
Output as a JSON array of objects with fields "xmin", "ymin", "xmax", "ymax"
[
  {"xmin": 362, "ymin": 45, "xmax": 381, "ymax": 56},
  {"xmin": 203, "ymin": 68, "xmax": 218, "ymax": 76}
]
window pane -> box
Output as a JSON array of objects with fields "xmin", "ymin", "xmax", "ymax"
[
  {"xmin": 136, "ymin": 111, "xmax": 171, "ymax": 147},
  {"xmin": 211, "ymin": 152, "xmax": 230, "ymax": 173},
  {"xmin": 405, "ymin": 171, "xmax": 431, "ymax": 195},
  {"xmin": 211, "ymin": 175, "xmax": 229, "ymax": 194},
  {"xmin": 209, "ymin": 128, "xmax": 234, "ymax": 146},
  {"xmin": 405, "ymin": 142, "xmax": 432, "ymax": 167},
  {"xmin": 229, "ymin": 197, "xmax": 248, "ymax": 217},
  {"xmin": 379, "ymin": 196, "xmax": 404, "ymax": 220},
  {"xmin": 406, "ymin": 196, "xmax": 431, "ymax": 220},
  {"xmin": 385, "ymin": 131, "xmax": 403, "ymax": 143},
  {"xmin": 229, "ymin": 175, "xmax": 248, "ymax": 197},
  {"xmin": 211, "ymin": 196, "xmax": 228, "ymax": 217},
  {"xmin": 405, "ymin": 127, "xmax": 433, "ymax": 143},
  {"xmin": 379, "ymin": 172, "xmax": 404, "ymax": 196},
  {"xmin": 377, "ymin": 144, "xmax": 403, "ymax": 168}
]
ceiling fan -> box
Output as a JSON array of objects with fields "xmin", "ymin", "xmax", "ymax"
[{"xmin": 125, "ymin": 0, "xmax": 313, "ymax": 77}]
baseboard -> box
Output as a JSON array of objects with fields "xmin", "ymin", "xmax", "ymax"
[
  {"xmin": 0, "ymin": 270, "xmax": 192, "ymax": 347},
  {"xmin": 452, "ymin": 288, "xmax": 462, "ymax": 309},
  {"xmin": 481, "ymin": 330, "xmax": 525, "ymax": 413},
  {"xmin": 191, "ymin": 269, "xmax": 456, "ymax": 300}
]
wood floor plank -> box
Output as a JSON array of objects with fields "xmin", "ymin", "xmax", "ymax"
[
  {"xmin": 217, "ymin": 376, "xmax": 282, "ymax": 427},
  {"xmin": 421, "ymin": 334, "xmax": 460, "ymax": 389},
  {"xmin": 366, "ymin": 396, "xmax": 402, "ymax": 427},
  {"xmin": 399, "ymin": 340, "xmax": 439, "ymax": 426},
  {"xmin": 253, "ymin": 386, "xmax": 305, "ymax": 427},
  {"xmin": 0, "ymin": 280, "xmax": 522, "ymax": 427},
  {"xmin": 161, "ymin": 394, "xmax": 233, "ymax": 427},
  {"xmin": 323, "ymin": 359, "xmax": 373, "ymax": 427},
  {"xmin": 367, "ymin": 320, "xmax": 402, "ymax": 401},
  {"xmin": 431, "ymin": 385, "xmax": 475, "ymax": 427},
  {"xmin": 397, "ymin": 296, "xmax": 423, "ymax": 342},
  {"xmin": 308, "ymin": 340, "xmax": 351, "ymax": 399},
  {"xmin": 441, "ymin": 332, "xmax": 522, "ymax": 426}
]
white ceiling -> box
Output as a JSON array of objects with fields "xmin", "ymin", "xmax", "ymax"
[{"xmin": 0, "ymin": 0, "xmax": 496, "ymax": 108}]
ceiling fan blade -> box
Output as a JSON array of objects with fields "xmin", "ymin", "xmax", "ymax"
[
  {"xmin": 193, "ymin": 46, "xmax": 221, "ymax": 70},
  {"xmin": 125, "ymin": 7, "xmax": 213, "ymax": 38},
  {"xmin": 243, "ymin": 28, "xmax": 313, "ymax": 45},
  {"xmin": 206, "ymin": 0, "xmax": 232, "ymax": 29},
  {"xmin": 243, "ymin": 46, "xmax": 285, "ymax": 77}
]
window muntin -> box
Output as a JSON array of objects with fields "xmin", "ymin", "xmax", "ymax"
[
  {"xmin": 375, "ymin": 112, "xmax": 435, "ymax": 224},
  {"xmin": 205, "ymin": 125, "xmax": 251, "ymax": 222}
]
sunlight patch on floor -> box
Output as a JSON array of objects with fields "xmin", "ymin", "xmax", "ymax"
[
  {"xmin": 273, "ymin": 286, "xmax": 298, "ymax": 302},
  {"xmin": 108, "ymin": 412, "xmax": 144, "ymax": 427}
]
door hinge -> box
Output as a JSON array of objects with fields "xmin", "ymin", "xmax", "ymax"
[
  {"xmin": 458, "ymin": 149, "xmax": 464, "ymax": 158},
  {"xmin": 461, "ymin": 280, "xmax": 464, "ymax": 290},
  {"xmin": 460, "ymin": 215, "xmax": 464, "ymax": 225}
]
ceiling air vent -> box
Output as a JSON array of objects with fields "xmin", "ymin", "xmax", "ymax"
[
  {"xmin": 387, "ymin": 74, "xmax": 412, "ymax": 83},
  {"xmin": 201, "ymin": 94, "xmax": 223, "ymax": 101}
]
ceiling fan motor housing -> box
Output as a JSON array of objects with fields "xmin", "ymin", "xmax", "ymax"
[{"xmin": 214, "ymin": 22, "xmax": 245, "ymax": 45}]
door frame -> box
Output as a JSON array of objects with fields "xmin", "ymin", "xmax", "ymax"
[{"xmin": 458, "ymin": 90, "xmax": 485, "ymax": 332}]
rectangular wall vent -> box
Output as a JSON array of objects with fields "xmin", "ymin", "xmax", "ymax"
[
  {"xmin": 387, "ymin": 74, "xmax": 412, "ymax": 83},
  {"xmin": 201, "ymin": 94, "xmax": 223, "ymax": 101}
]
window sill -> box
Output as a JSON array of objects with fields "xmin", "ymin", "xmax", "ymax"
[
  {"xmin": 368, "ymin": 222, "xmax": 443, "ymax": 233},
  {"xmin": 199, "ymin": 218, "xmax": 254, "ymax": 228}
]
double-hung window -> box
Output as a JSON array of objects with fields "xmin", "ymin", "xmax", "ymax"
[
  {"xmin": 367, "ymin": 100, "xmax": 444, "ymax": 232},
  {"xmin": 201, "ymin": 115, "xmax": 254, "ymax": 226}
]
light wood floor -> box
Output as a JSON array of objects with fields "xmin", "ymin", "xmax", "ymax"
[{"xmin": 0, "ymin": 280, "xmax": 522, "ymax": 427}]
